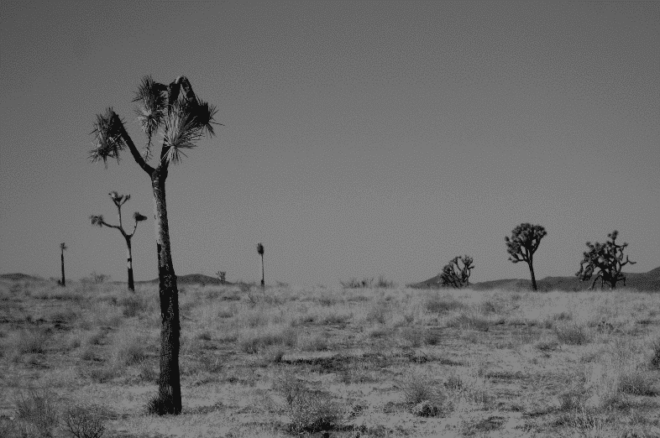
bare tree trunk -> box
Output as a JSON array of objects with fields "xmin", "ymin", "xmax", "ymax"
[
  {"xmin": 528, "ymin": 259, "xmax": 537, "ymax": 291},
  {"xmin": 60, "ymin": 251, "xmax": 66, "ymax": 287},
  {"xmin": 126, "ymin": 237, "xmax": 135, "ymax": 292},
  {"xmin": 260, "ymin": 254, "xmax": 265, "ymax": 288},
  {"xmin": 151, "ymin": 169, "xmax": 181, "ymax": 415}
]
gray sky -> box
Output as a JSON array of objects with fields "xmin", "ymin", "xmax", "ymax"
[{"xmin": 1, "ymin": 1, "xmax": 658, "ymax": 287}]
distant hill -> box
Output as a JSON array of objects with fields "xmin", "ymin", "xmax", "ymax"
[
  {"xmin": 0, "ymin": 273, "xmax": 43, "ymax": 281},
  {"xmin": 409, "ymin": 267, "xmax": 660, "ymax": 292}
]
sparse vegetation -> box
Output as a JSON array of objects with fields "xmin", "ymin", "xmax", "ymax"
[
  {"xmin": 576, "ymin": 230, "xmax": 636, "ymax": 289},
  {"xmin": 1, "ymin": 278, "xmax": 660, "ymax": 437}
]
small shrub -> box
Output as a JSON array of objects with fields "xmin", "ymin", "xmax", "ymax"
[
  {"xmin": 366, "ymin": 302, "xmax": 389, "ymax": 324},
  {"xmin": 16, "ymin": 329, "xmax": 49, "ymax": 354},
  {"xmin": 447, "ymin": 314, "xmax": 490, "ymax": 331},
  {"xmin": 299, "ymin": 334, "xmax": 328, "ymax": 351},
  {"xmin": 411, "ymin": 400, "xmax": 441, "ymax": 417},
  {"xmin": 15, "ymin": 388, "xmax": 59, "ymax": 438},
  {"xmin": 120, "ymin": 295, "xmax": 147, "ymax": 318},
  {"xmin": 554, "ymin": 323, "xmax": 590, "ymax": 345},
  {"xmin": 238, "ymin": 327, "xmax": 297, "ymax": 354},
  {"xmin": 618, "ymin": 371, "xmax": 657, "ymax": 396},
  {"xmin": 649, "ymin": 340, "xmax": 660, "ymax": 370},
  {"xmin": 402, "ymin": 373, "xmax": 443, "ymax": 406},
  {"xmin": 426, "ymin": 296, "xmax": 464, "ymax": 314},
  {"xmin": 113, "ymin": 334, "xmax": 148, "ymax": 366},
  {"xmin": 88, "ymin": 366, "xmax": 117, "ymax": 383},
  {"xmin": 139, "ymin": 363, "xmax": 158, "ymax": 382},
  {"xmin": 275, "ymin": 373, "xmax": 344, "ymax": 433},
  {"xmin": 62, "ymin": 404, "xmax": 106, "ymax": 438}
]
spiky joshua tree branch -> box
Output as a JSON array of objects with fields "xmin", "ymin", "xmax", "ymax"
[
  {"xmin": 90, "ymin": 192, "xmax": 147, "ymax": 291},
  {"xmin": 89, "ymin": 75, "xmax": 219, "ymax": 415},
  {"xmin": 576, "ymin": 230, "xmax": 636, "ymax": 290},
  {"xmin": 505, "ymin": 223, "xmax": 547, "ymax": 291},
  {"xmin": 440, "ymin": 255, "xmax": 474, "ymax": 288}
]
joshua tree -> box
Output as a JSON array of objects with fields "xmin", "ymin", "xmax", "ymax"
[
  {"xmin": 90, "ymin": 75, "xmax": 218, "ymax": 415},
  {"xmin": 257, "ymin": 243, "xmax": 265, "ymax": 288},
  {"xmin": 90, "ymin": 191, "xmax": 148, "ymax": 292},
  {"xmin": 440, "ymin": 255, "xmax": 474, "ymax": 288},
  {"xmin": 576, "ymin": 230, "xmax": 636, "ymax": 290},
  {"xmin": 59, "ymin": 242, "xmax": 67, "ymax": 286},
  {"xmin": 505, "ymin": 223, "xmax": 547, "ymax": 291}
]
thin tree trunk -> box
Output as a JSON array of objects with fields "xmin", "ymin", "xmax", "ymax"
[
  {"xmin": 528, "ymin": 259, "xmax": 537, "ymax": 291},
  {"xmin": 126, "ymin": 237, "xmax": 135, "ymax": 292},
  {"xmin": 151, "ymin": 169, "xmax": 181, "ymax": 415},
  {"xmin": 261, "ymin": 254, "xmax": 265, "ymax": 288},
  {"xmin": 60, "ymin": 251, "xmax": 66, "ymax": 287}
]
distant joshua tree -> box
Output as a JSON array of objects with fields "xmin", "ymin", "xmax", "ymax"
[
  {"xmin": 440, "ymin": 255, "xmax": 474, "ymax": 288},
  {"xmin": 257, "ymin": 243, "xmax": 265, "ymax": 288},
  {"xmin": 90, "ymin": 75, "xmax": 218, "ymax": 415},
  {"xmin": 90, "ymin": 191, "xmax": 148, "ymax": 292},
  {"xmin": 505, "ymin": 223, "xmax": 547, "ymax": 291},
  {"xmin": 216, "ymin": 271, "xmax": 226, "ymax": 283},
  {"xmin": 59, "ymin": 242, "xmax": 67, "ymax": 286},
  {"xmin": 576, "ymin": 230, "xmax": 636, "ymax": 290}
]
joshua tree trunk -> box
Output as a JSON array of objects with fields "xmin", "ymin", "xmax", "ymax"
[
  {"xmin": 152, "ymin": 169, "xmax": 181, "ymax": 414},
  {"xmin": 260, "ymin": 253, "xmax": 265, "ymax": 288},
  {"xmin": 60, "ymin": 250, "xmax": 66, "ymax": 287},
  {"xmin": 125, "ymin": 237, "xmax": 135, "ymax": 291},
  {"xmin": 528, "ymin": 257, "xmax": 537, "ymax": 291}
]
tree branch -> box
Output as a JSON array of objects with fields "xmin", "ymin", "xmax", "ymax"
[{"xmin": 114, "ymin": 112, "xmax": 155, "ymax": 175}]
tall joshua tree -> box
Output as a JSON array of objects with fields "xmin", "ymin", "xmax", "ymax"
[
  {"xmin": 90, "ymin": 192, "xmax": 148, "ymax": 292},
  {"xmin": 505, "ymin": 223, "xmax": 547, "ymax": 291},
  {"xmin": 90, "ymin": 75, "xmax": 218, "ymax": 415},
  {"xmin": 59, "ymin": 242, "xmax": 67, "ymax": 286},
  {"xmin": 257, "ymin": 243, "xmax": 265, "ymax": 288},
  {"xmin": 576, "ymin": 230, "xmax": 636, "ymax": 290}
]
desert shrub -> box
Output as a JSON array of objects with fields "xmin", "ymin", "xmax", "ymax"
[
  {"xmin": 618, "ymin": 370, "xmax": 657, "ymax": 396},
  {"xmin": 649, "ymin": 340, "xmax": 660, "ymax": 370},
  {"xmin": 426, "ymin": 295, "xmax": 464, "ymax": 314},
  {"xmin": 14, "ymin": 388, "xmax": 59, "ymax": 438},
  {"xmin": 16, "ymin": 329, "xmax": 49, "ymax": 355},
  {"xmin": 112, "ymin": 333, "xmax": 148, "ymax": 366},
  {"xmin": 119, "ymin": 295, "xmax": 148, "ymax": 318},
  {"xmin": 375, "ymin": 275, "xmax": 396, "ymax": 288},
  {"xmin": 238, "ymin": 327, "xmax": 297, "ymax": 354},
  {"xmin": 366, "ymin": 301, "xmax": 390, "ymax": 324},
  {"xmin": 400, "ymin": 327, "xmax": 424, "ymax": 348},
  {"xmin": 88, "ymin": 366, "xmax": 117, "ymax": 383},
  {"xmin": 446, "ymin": 314, "xmax": 490, "ymax": 331},
  {"xmin": 402, "ymin": 372, "xmax": 443, "ymax": 406},
  {"xmin": 139, "ymin": 363, "xmax": 158, "ymax": 382},
  {"xmin": 0, "ymin": 416, "xmax": 21, "ymax": 438},
  {"xmin": 554, "ymin": 323, "xmax": 590, "ymax": 345},
  {"xmin": 402, "ymin": 373, "xmax": 447, "ymax": 417},
  {"xmin": 341, "ymin": 277, "xmax": 377, "ymax": 289},
  {"xmin": 299, "ymin": 334, "xmax": 328, "ymax": 351},
  {"xmin": 275, "ymin": 373, "xmax": 344, "ymax": 433},
  {"xmin": 62, "ymin": 404, "xmax": 106, "ymax": 438}
]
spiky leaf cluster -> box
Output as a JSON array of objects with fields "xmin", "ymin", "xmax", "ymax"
[
  {"xmin": 440, "ymin": 255, "xmax": 474, "ymax": 288},
  {"xmin": 91, "ymin": 75, "xmax": 218, "ymax": 168},
  {"xmin": 257, "ymin": 243, "xmax": 264, "ymax": 256},
  {"xmin": 576, "ymin": 230, "xmax": 636, "ymax": 289},
  {"xmin": 505, "ymin": 223, "xmax": 547, "ymax": 263},
  {"xmin": 109, "ymin": 191, "xmax": 130, "ymax": 207}
]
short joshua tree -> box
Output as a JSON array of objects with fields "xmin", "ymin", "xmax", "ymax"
[
  {"xmin": 59, "ymin": 242, "xmax": 67, "ymax": 286},
  {"xmin": 505, "ymin": 223, "xmax": 547, "ymax": 291},
  {"xmin": 257, "ymin": 243, "xmax": 265, "ymax": 288},
  {"xmin": 90, "ymin": 192, "xmax": 147, "ymax": 291},
  {"xmin": 216, "ymin": 271, "xmax": 226, "ymax": 283},
  {"xmin": 576, "ymin": 230, "xmax": 636, "ymax": 290},
  {"xmin": 440, "ymin": 255, "xmax": 474, "ymax": 288}
]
